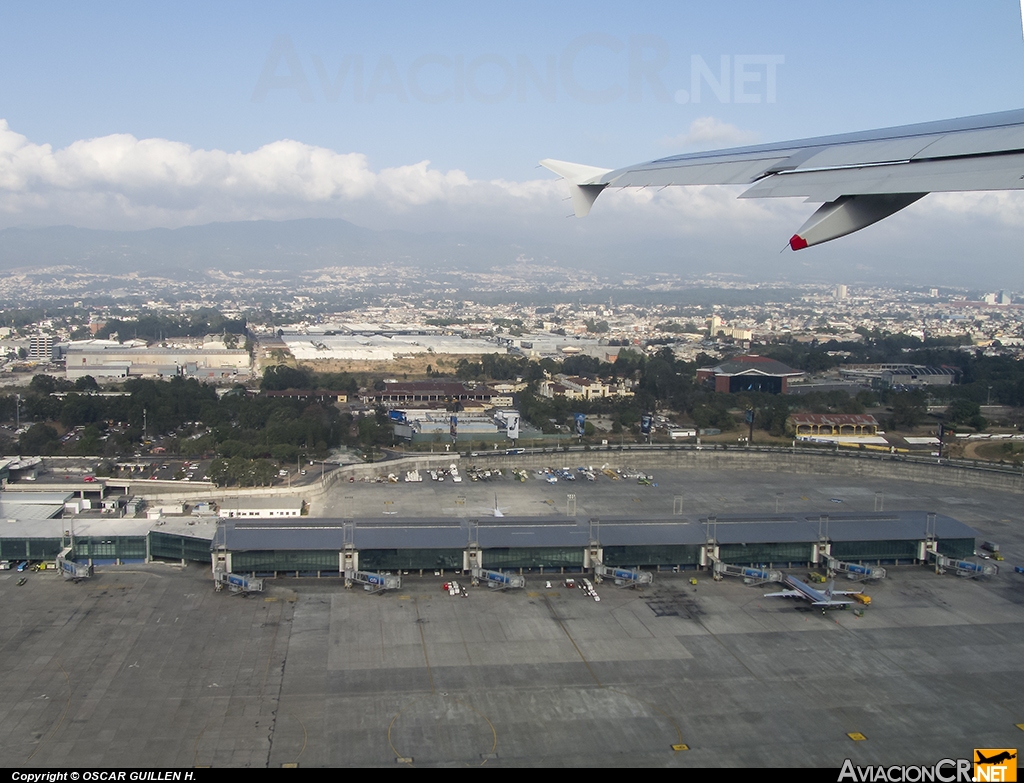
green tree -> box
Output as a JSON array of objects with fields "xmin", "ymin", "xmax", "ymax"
[
  {"xmin": 888, "ymin": 390, "xmax": 928, "ymax": 430},
  {"xmin": 946, "ymin": 398, "xmax": 981, "ymax": 425},
  {"xmin": 19, "ymin": 423, "xmax": 61, "ymax": 455},
  {"xmin": 208, "ymin": 458, "xmax": 229, "ymax": 486}
]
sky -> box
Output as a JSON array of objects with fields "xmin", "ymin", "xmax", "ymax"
[{"xmin": 2, "ymin": 1, "xmax": 1024, "ymax": 287}]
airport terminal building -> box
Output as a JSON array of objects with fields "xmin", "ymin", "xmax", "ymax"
[
  {"xmin": 0, "ymin": 482, "xmax": 980, "ymax": 578},
  {"xmin": 211, "ymin": 511, "xmax": 978, "ymax": 578}
]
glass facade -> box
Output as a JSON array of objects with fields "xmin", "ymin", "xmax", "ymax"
[
  {"xmin": 232, "ymin": 550, "xmax": 341, "ymax": 573},
  {"xmin": 150, "ymin": 531, "xmax": 213, "ymax": 562},
  {"xmin": 358, "ymin": 548, "xmax": 463, "ymax": 571},
  {"xmin": 602, "ymin": 545, "xmax": 702, "ymax": 567},
  {"xmin": 0, "ymin": 538, "xmax": 62, "ymax": 560},
  {"xmin": 482, "ymin": 546, "xmax": 584, "ymax": 570},
  {"xmin": 935, "ymin": 538, "xmax": 975, "ymax": 560},
  {"xmin": 718, "ymin": 541, "xmax": 813, "ymax": 565},
  {"xmin": 830, "ymin": 540, "xmax": 919, "ymax": 561},
  {"xmin": 73, "ymin": 536, "xmax": 147, "ymax": 562}
]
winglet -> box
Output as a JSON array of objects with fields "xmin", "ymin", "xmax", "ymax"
[{"xmin": 539, "ymin": 159, "xmax": 612, "ymax": 217}]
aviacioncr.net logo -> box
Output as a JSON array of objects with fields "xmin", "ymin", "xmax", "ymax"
[{"xmin": 974, "ymin": 749, "xmax": 1017, "ymax": 782}]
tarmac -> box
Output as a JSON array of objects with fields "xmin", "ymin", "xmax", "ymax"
[{"xmin": 2, "ymin": 467, "xmax": 1024, "ymax": 768}]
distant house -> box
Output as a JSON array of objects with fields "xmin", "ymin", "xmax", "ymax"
[
  {"xmin": 539, "ymin": 374, "xmax": 634, "ymax": 400},
  {"xmin": 696, "ymin": 355, "xmax": 803, "ymax": 394}
]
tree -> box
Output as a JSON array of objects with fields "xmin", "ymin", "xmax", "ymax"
[
  {"xmin": 29, "ymin": 374, "xmax": 58, "ymax": 394},
  {"xmin": 888, "ymin": 390, "xmax": 928, "ymax": 430},
  {"xmin": 947, "ymin": 398, "xmax": 981, "ymax": 425},
  {"xmin": 74, "ymin": 375, "xmax": 99, "ymax": 392},
  {"xmin": 19, "ymin": 423, "xmax": 60, "ymax": 455},
  {"xmin": 208, "ymin": 458, "xmax": 229, "ymax": 487},
  {"xmin": 261, "ymin": 365, "xmax": 311, "ymax": 391}
]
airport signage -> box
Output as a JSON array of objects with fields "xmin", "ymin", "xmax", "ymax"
[{"xmin": 640, "ymin": 413, "xmax": 653, "ymax": 435}]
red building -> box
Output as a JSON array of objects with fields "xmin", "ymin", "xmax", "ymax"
[{"xmin": 696, "ymin": 355, "xmax": 803, "ymax": 394}]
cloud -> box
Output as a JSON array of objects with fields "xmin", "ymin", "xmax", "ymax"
[
  {"xmin": 660, "ymin": 116, "xmax": 759, "ymax": 150},
  {"xmin": 0, "ymin": 119, "xmax": 555, "ymax": 229},
  {"xmin": 0, "ymin": 119, "xmax": 802, "ymax": 243},
  {"xmin": 3, "ymin": 117, "xmax": 1024, "ymax": 286}
]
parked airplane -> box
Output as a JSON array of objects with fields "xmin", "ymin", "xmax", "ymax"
[
  {"xmin": 542, "ymin": 3, "xmax": 1024, "ymax": 250},
  {"xmin": 764, "ymin": 575, "xmax": 863, "ymax": 612}
]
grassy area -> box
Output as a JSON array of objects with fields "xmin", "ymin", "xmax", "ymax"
[
  {"xmin": 971, "ymin": 439, "xmax": 1024, "ymax": 464},
  {"xmin": 296, "ymin": 354, "xmax": 485, "ymax": 378}
]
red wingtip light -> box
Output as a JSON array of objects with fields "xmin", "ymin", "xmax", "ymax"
[{"xmin": 789, "ymin": 234, "xmax": 808, "ymax": 251}]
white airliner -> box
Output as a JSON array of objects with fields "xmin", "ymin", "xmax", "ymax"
[
  {"xmin": 542, "ymin": 2, "xmax": 1024, "ymax": 250},
  {"xmin": 764, "ymin": 575, "xmax": 862, "ymax": 612}
]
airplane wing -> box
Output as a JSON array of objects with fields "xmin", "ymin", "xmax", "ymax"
[
  {"xmin": 541, "ymin": 108, "xmax": 1024, "ymax": 250},
  {"xmin": 763, "ymin": 589, "xmax": 802, "ymax": 598}
]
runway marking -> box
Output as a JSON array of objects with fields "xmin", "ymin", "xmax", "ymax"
[
  {"xmin": 26, "ymin": 659, "xmax": 71, "ymax": 762},
  {"xmin": 285, "ymin": 710, "xmax": 307, "ymax": 764},
  {"xmin": 414, "ymin": 597, "xmax": 435, "ymax": 693},
  {"xmin": 0, "ymin": 612, "xmax": 23, "ymax": 656},
  {"xmin": 847, "ymin": 732, "xmax": 867, "ymax": 741},
  {"xmin": 387, "ymin": 695, "xmax": 497, "ymax": 767},
  {"xmin": 193, "ymin": 718, "xmax": 211, "ymax": 767}
]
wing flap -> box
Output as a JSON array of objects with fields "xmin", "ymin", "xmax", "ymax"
[
  {"xmin": 608, "ymin": 157, "xmax": 788, "ymax": 187},
  {"xmin": 913, "ymin": 125, "xmax": 1024, "ymax": 159},
  {"xmin": 740, "ymin": 152, "xmax": 1024, "ymax": 201},
  {"xmin": 796, "ymin": 136, "xmax": 944, "ymax": 169}
]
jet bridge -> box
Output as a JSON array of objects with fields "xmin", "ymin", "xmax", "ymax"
[
  {"xmin": 709, "ymin": 555, "xmax": 781, "ymax": 585},
  {"xmin": 470, "ymin": 566, "xmax": 525, "ymax": 590},
  {"xmin": 928, "ymin": 551, "xmax": 998, "ymax": 578},
  {"xmin": 345, "ymin": 568, "xmax": 402, "ymax": 593},
  {"xmin": 593, "ymin": 563, "xmax": 653, "ymax": 588},
  {"xmin": 214, "ymin": 570, "xmax": 264, "ymax": 594},
  {"xmin": 822, "ymin": 555, "xmax": 887, "ymax": 582},
  {"xmin": 56, "ymin": 546, "xmax": 93, "ymax": 580}
]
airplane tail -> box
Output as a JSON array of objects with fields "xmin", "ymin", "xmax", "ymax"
[{"xmin": 539, "ymin": 159, "xmax": 611, "ymax": 217}]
